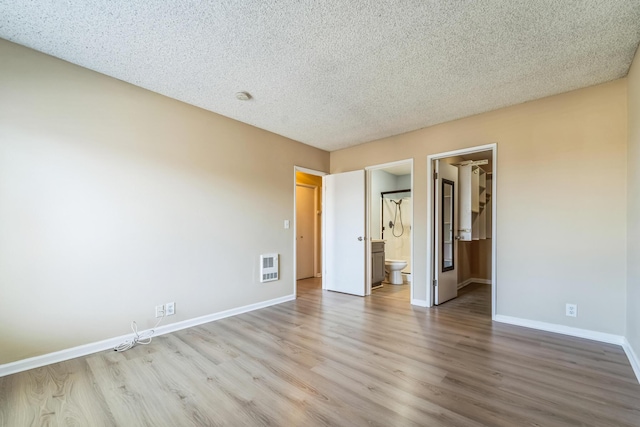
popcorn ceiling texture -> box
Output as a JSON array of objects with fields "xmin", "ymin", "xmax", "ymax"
[{"xmin": 1, "ymin": 1, "xmax": 639, "ymax": 151}]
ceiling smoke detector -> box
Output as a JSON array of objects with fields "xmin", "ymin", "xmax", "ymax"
[{"xmin": 235, "ymin": 91, "xmax": 252, "ymax": 101}]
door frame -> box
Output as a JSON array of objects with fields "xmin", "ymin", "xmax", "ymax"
[
  {"xmin": 294, "ymin": 166, "xmax": 327, "ymax": 295},
  {"xmin": 426, "ymin": 143, "xmax": 497, "ymax": 318},
  {"xmin": 365, "ymin": 159, "xmax": 414, "ymax": 299}
]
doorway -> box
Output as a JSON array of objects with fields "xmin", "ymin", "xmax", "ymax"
[
  {"xmin": 294, "ymin": 167, "xmax": 325, "ymax": 296},
  {"xmin": 365, "ymin": 160, "xmax": 413, "ymax": 301},
  {"xmin": 296, "ymin": 184, "xmax": 316, "ymax": 280},
  {"xmin": 427, "ymin": 144, "xmax": 496, "ymax": 318}
]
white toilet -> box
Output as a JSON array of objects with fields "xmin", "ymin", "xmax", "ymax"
[{"xmin": 385, "ymin": 259, "xmax": 408, "ymax": 285}]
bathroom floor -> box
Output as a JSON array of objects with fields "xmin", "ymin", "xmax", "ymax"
[{"xmin": 371, "ymin": 282, "xmax": 411, "ymax": 302}]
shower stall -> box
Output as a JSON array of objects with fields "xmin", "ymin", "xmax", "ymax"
[{"xmin": 381, "ymin": 189, "xmax": 412, "ymax": 278}]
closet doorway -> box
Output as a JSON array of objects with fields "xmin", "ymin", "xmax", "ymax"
[{"xmin": 427, "ymin": 144, "xmax": 496, "ymax": 317}]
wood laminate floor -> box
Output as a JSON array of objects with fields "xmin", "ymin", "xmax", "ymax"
[{"xmin": 1, "ymin": 280, "xmax": 639, "ymax": 426}]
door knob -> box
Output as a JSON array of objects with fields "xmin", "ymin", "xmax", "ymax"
[{"xmin": 358, "ymin": 236, "xmax": 363, "ymax": 241}]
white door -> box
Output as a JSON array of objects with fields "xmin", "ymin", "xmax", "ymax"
[
  {"xmin": 434, "ymin": 160, "xmax": 459, "ymax": 304},
  {"xmin": 296, "ymin": 185, "xmax": 315, "ymax": 280},
  {"xmin": 324, "ymin": 170, "xmax": 365, "ymax": 296}
]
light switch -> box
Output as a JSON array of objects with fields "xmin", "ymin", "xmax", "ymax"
[{"xmin": 284, "ymin": 220, "xmax": 290, "ymax": 229}]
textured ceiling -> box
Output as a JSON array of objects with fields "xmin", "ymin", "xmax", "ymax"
[{"xmin": 1, "ymin": 1, "xmax": 640, "ymax": 151}]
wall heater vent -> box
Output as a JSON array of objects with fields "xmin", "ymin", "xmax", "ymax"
[{"xmin": 260, "ymin": 253, "xmax": 279, "ymax": 282}]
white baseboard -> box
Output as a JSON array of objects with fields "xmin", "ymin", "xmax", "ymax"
[
  {"xmin": 0, "ymin": 335, "xmax": 130, "ymax": 379},
  {"xmin": 494, "ymin": 315, "xmax": 638, "ymax": 385},
  {"xmin": 411, "ymin": 298, "xmax": 428, "ymax": 307},
  {"xmin": 0, "ymin": 294, "xmax": 295, "ymax": 378},
  {"xmin": 494, "ymin": 314, "xmax": 625, "ymax": 345},
  {"xmin": 457, "ymin": 277, "xmax": 491, "ymax": 289},
  {"xmin": 622, "ymin": 338, "xmax": 640, "ymax": 384}
]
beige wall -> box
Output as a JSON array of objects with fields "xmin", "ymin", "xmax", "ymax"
[
  {"xmin": 0, "ymin": 39, "xmax": 329, "ymax": 364},
  {"xmin": 628, "ymin": 47, "xmax": 640, "ymax": 356},
  {"xmin": 458, "ymin": 240, "xmax": 491, "ymax": 285},
  {"xmin": 295, "ymin": 172, "xmax": 323, "ymax": 275},
  {"xmin": 332, "ymin": 80, "xmax": 628, "ymax": 335}
]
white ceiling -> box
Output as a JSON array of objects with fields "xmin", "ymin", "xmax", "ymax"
[{"xmin": 1, "ymin": 1, "xmax": 639, "ymax": 152}]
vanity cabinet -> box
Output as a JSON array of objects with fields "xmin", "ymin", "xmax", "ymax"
[{"xmin": 371, "ymin": 241, "xmax": 386, "ymax": 288}]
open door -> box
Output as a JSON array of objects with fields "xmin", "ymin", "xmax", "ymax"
[
  {"xmin": 434, "ymin": 160, "xmax": 458, "ymax": 304},
  {"xmin": 324, "ymin": 170, "xmax": 366, "ymax": 296}
]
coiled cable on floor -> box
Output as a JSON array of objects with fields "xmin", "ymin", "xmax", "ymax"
[{"xmin": 114, "ymin": 313, "xmax": 165, "ymax": 352}]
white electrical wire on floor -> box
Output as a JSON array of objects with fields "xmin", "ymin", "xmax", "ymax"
[{"xmin": 114, "ymin": 311, "xmax": 165, "ymax": 352}]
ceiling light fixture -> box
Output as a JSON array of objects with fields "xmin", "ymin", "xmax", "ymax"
[{"xmin": 235, "ymin": 91, "xmax": 252, "ymax": 101}]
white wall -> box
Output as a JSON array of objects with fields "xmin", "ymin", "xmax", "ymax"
[
  {"xmin": 397, "ymin": 174, "xmax": 411, "ymax": 189},
  {"xmin": 370, "ymin": 170, "xmax": 399, "ymax": 240},
  {"xmin": 382, "ymin": 196, "xmax": 412, "ymax": 273},
  {"xmin": 0, "ymin": 39, "xmax": 329, "ymax": 364},
  {"xmin": 332, "ymin": 80, "xmax": 628, "ymax": 334}
]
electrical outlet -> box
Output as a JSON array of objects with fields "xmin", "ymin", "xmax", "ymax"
[
  {"xmin": 165, "ymin": 302, "xmax": 175, "ymax": 316},
  {"xmin": 566, "ymin": 303, "xmax": 577, "ymax": 317},
  {"xmin": 155, "ymin": 304, "xmax": 164, "ymax": 318}
]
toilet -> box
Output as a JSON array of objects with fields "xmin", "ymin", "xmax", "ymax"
[{"xmin": 385, "ymin": 259, "xmax": 408, "ymax": 285}]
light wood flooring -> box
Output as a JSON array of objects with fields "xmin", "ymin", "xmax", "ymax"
[{"xmin": 1, "ymin": 280, "xmax": 639, "ymax": 426}]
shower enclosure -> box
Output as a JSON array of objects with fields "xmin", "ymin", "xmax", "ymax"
[{"xmin": 381, "ymin": 189, "xmax": 412, "ymax": 277}]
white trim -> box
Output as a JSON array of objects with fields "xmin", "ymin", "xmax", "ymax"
[
  {"xmin": 365, "ymin": 169, "xmax": 372, "ymax": 295},
  {"xmin": 365, "ymin": 158, "xmax": 414, "ymax": 171},
  {"xmin": 491, "ymin": 147, "xmax": 497, "ymax": 319},
  {"xmin": 426, "ymin": 143, "xmax": 497, "ymax": 316},
  {"xmin": 295, "ymin": 166, "xmax": 327, "ymax": 177},
  {"xmin": 428, "ymin": 144, "xmax": 498, "ymax": 159},
  {"xmin": 313, "ymin": 186, "xmax": 319, "ymax": 277},
  {"xmin": 409, "ymin": 163, "xmax": 414, "ymax": 302},
  {"xmin": 457, "ymin": 278, "xmax": 492, "ymax": 289},
  {"xmin": 495, "ymin": 315, "xmax": 640, "ymax": 384},
  {"xmin": 494, "ymin": 314, "xmax": 625, "ymax": 345},
  {"xmin": 0, "ymin": 336, "xmax": 126, "ymax": 378},
  {"xmin": 0, "ymin": 294, "xmax": 295, "ymax": 378},
  {"xmin": 411, "ymin": 299, "xmax": 428, "ymax": 307},
  {"xmin": 623, "ymin": 338, "xmax": 640, "ymax": 384}
]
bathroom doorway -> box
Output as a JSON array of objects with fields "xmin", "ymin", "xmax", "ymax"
[
  {"xmin": 365, "ymin": 160, "xmax": 413, "ymax": 302},
  {"xmin": 427, "ymin": 144, "xmax": 496, "ymax": 317}
]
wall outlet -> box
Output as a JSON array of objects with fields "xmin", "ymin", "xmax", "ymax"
[
  {"xmin": 566, "ymin": 303, "xmax": 577, "ymax": 317},
  {"xmin": 155, "ymin": 304, "xmax": 164, "ymax": 318},
  {"xmin": 165, "ymin": 302, "xmax": 175, "ymax": 316}
]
